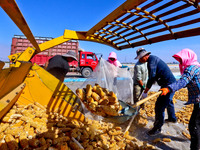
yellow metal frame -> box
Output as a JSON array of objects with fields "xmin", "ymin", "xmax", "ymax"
[
  {"xmin": 0, "ymin": 83, "xmax": 25, "ymax": 119},
  {"xmin": 0, "ymin": 62, "xmax": 32, "ymax": 99},
  {"xmin": 17, "ymin": 64, "xmax": 85, "ymax": 121}
]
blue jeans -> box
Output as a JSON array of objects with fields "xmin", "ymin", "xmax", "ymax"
[{"xmin": 154, "ymin": 92, "xmax": 176, "ymax": 129}]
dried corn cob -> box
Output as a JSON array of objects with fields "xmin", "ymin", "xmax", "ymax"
[
  {"xmin": 87, "ymin": 96, "xmax": 94, "ymax": 103},
  {"xmin": 10, "ymin": 120, "xmax": 24, "ymax": 128},
  {"xmin": 108, "ymin": 91, "xmax": 117, "ymax": 99},
  {"xmin": 75, "ymin": 88, "xmax": 85, "ymax": 101},
  {"xmin": 52, "ymin": 136, "xmax": 70, "ymax": 145},
  {"xmin": 46, "ymin": 139, "xmax": 53, "ymax": 146},
  {"xmin": 99, "ymin": 99, "xmax": 109, "ymax": 105},
  {"xmin": 19, "ymin": 132, "xmax": 29, "ymax": 149},
  {"xmin": 92, "ymin": 85, "xmax": 97, "ymax": 92},
  {"xmin": 91, "ymin": 92, "xmax": 100, "ymax": 101},
  {"xmin": 0, "ymin": 140, "xmax": 8, "ymax": 150},
  {"xmin": 42, "ymin": 132, "xmax": 58, "ymax": 139},
  {"xmin": 5, "ymin": 134, "xmax": 18, "ymax": 150},
  {"xmin": 162, "ymin": 138, "xmax": 171, "ymax": 142},
  {"xmin": 28, "ymin": 127, "xmax": 36, "ymax": 139},
  {"xmin": 153, "ymin": 138, "xmax": 162, "ymax": 143},
  {"xmin": 37, "ymin": 138, "xmax": 45, "ymax": 147},
  {"xmin": 102, "ymin": 105, "xmax": 118, "ymax": 116},
  {"xmin": 0, "ymin": 123, "xmax": 9, "ymax": 133},
  {"xmin": 96, "ymin": 87, "xmax": 106, "ymax": 98},
  {"xmin": 86, "ymin": 84, "xmax": 93, "ymax": 97},
  {"xmin": 29, "ymin": 138, "xmax": 40, "ymax": 148}
]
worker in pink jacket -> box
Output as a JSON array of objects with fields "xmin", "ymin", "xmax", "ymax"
[
  {"xmin": 160, "ymin": 48, "xmax": 200, "ymax": 150},
  {"xmin": 107, "ymin": 51, "xmax": 122, "ymax": 67},
  {"xmin": 107, "ymin": 51, "xmax": 122, "ymax": 85}
]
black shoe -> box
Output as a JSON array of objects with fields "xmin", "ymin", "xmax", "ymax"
[
  {"xmin": 147, "ymin": 128, "xmax": 161, "ymax": 136},
  {"xmin": 165, "ymin": 119, "xmax": 177, "ymax": 123}
]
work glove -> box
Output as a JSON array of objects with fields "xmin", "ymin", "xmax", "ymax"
[
  {"xmin": 141, "ymin": 85, "xmax": 145, "ymax": 90},
  {"xmin": 160, "ymin": 88, "xmax": 170, "ymax": 96},
  {"xmin": 142, "ymin": 93, "xmax": 148, "ymax": 99}
]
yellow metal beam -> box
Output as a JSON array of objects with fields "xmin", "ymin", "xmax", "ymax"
[
  {"xmin": 0, "ymin": 0, "xmax": 40, "ymax": 52},
  {"xmin": 86, "ymin": 0, "xmax": 147, "ymax": 36},
  {"xmin": 8, "ymin": 47, "xmax": 35, "ymax": 65},
  {"xmin": 0, "ymin": 62, "xmax": 32, "ymax": 99},
  {"xmin": 38, "ymin": 36, "xmax": 71, "ymax": 53},
  {"xmin": 0, "ymin": 83, "xmax": 25, "ymax": 119},
  {"xmin": 64, "ymin": 29, "xmax": 119, "ymax": 49}
]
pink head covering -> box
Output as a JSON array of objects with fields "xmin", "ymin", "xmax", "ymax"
[
  {"xmin": 173, "ymin": 48, "xmax": 200, "ymax": 74},
  {"xmin": 108, "ymin": 51, "xmax": 117, "ymax": 60},
  {"xmin": 108, "ymin": 51, "xmax": 121, "ymax": 67}
]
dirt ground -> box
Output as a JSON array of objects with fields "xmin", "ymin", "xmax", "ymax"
[{"xmin": 64, "ymin": 64, "xmax": 191, "ymax": 150}]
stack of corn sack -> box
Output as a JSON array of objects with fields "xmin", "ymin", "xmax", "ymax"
[{"xmin": 76, "ymin": 84, "xmax": 122, "ymax": 117}]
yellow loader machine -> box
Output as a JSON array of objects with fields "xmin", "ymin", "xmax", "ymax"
[{"xmin": 0, "ymin": 0, "xmax": 199, "ymax": 145}]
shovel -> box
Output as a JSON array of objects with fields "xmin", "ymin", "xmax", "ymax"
[
  {"xmin": 123, "ymin": 90, "xmax": 144, "ymax": 134},
  {"xmin": 106, "ymin": 91, "xmax": 162, "ymax": 124},
  {"xmin": 123, "ymin": 91, "xmax": 162, "ymax": 134}
]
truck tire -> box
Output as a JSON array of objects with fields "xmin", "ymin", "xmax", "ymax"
[{"xmin": 81, "ymin": 67, "xmax": 92, "ymax": 78}]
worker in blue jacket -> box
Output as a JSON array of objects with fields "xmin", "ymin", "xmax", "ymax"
[
  {"xmin": 160, "ymin": 48, "xmax": 200, "ymax": 150},
  {"xmin": 138, "ymin": 49, "xmax": 177, "ymax": 136}
]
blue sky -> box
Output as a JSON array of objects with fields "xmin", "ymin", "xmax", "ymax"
[{"xmin": 0, "ymin": 0, "xmax": 200, "ymax": 63}]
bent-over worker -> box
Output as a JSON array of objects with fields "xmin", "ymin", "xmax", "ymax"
[{"xmin": 139, "ymin": 49, "xmax": 177, "ymax": 136}]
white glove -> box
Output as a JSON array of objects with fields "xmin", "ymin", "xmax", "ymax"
[{"xmin": 142, "ymin": 93, "xmax": 148, "ymax": 99}]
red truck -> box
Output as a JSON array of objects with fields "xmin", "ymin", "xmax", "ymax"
[{"xmin": 30, "ymin": 50, "xmax": 100, "ymax": 78}]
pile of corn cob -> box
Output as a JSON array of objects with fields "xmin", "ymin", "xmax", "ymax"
[
  {"xmin": 0, "ymin": 102, "xmax": 156, "ymax": 150},
  {"xmin": 76, "ymin": 84, "xmax": 122, "ymax": 117}
]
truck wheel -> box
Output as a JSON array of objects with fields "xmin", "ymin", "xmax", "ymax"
[{"xmin": 81, "ymin": 67, "xmax": 92, "ymax": 78}]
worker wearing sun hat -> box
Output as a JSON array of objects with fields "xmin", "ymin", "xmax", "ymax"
[
  {"xmin": 137, "ymin": 48, "xmax": 177, "ymax": 136},
  {"xmin": 133, "ymin": 48, "xmax": 149, "ymax": 106},
  {"xmin": 134, "ymin": 48, "xmax": 151, "ymax": 59},
  {"xmin": 46, "ymin": 51, "xmax": 77, "ymax": 82}
]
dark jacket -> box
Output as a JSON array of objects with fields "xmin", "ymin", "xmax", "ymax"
[
  {"xmin": 146, "ymin": 55, "xmax": 176, "ymax": 89},
  {"xmin": 46, "ymin": 55, "xmax": 69, "ymax": 80}
]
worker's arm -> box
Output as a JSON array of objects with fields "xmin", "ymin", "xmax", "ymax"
[
  {"xmin": 146, "ymin": 56, "xmax": 157, "ymax": 90},
  {"xmin": 138, "ymin": 80, "xmax": 145, "ymax": 90}
]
